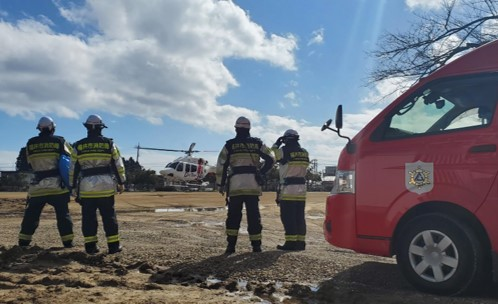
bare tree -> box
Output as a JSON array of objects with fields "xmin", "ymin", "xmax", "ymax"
[{"xmin": 370, "ymin": 0, "xmax": 498, "ymax": 91}]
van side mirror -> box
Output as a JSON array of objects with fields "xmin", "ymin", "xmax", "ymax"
[
  {"xmin": 335, "ymin": 105, "xmax": 343, "ymax": 129},
  {"xmin": 321, "ymin": 119, "xmax": 332, "ymax": 131},
  {"xmin": 322, "ymin": 104, "xmax": 355, "ymax": 154}
]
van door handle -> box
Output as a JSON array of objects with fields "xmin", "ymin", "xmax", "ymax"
[{"xmin": 469, "ymin": 144, "xmax": 496, "ymax": 153}]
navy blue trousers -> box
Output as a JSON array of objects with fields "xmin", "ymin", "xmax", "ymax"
[
  {"xmin": 226, "ymin": 195, "xmax": 262, "ymax": 240},
  {"xmin": 279, "ymin": 200, "xmax": 306, "ymax": 239},
  {"xmin": 19, "ymin": 193, "xmax": 73, "ymax": 243},
  {"xmin": 80, "ymin": 196, "xmax": 118, "ymax": 244}
]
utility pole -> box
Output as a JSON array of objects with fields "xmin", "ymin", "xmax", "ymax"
[
  {"xmin": 310, "ymin": 159, "xmax": 318, "ymax": 174},
  {"xmin": 136, "ymin": 143, "xmax": 141, "ymax": 164}
]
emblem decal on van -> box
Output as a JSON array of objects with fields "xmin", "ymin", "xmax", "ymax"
[{"xmin": 405, "ymin": 161, "xmax": 433, "ymax": 194}]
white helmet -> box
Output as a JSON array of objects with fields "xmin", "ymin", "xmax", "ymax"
[
  {"xmin": 234, "ymin": 116, "xmax": 251, "ymax": 129},
  {"xmin": 36, "ymin": 116, "xmax": 56, "ymax": 131},
  {"xmin": 83, "ymin": 114, "xmax": 107, "ymax": 129},
  {"xmin": 283, "ymin": 129, "xmax": 299, "ymax": 140}
]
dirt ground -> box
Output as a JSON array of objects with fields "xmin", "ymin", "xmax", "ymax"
[{"xmin": 1, "ymin": 191, "xmax": 497, "ymax": 304}]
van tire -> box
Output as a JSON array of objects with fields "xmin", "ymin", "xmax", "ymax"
[{"xmin": 396, "ymin": 213, "xmax": 486, "ymax": 295}]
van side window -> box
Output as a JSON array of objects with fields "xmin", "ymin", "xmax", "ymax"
[
  {"xmin": 446, "ymin": 107, "xmax": 489, "ymax": 130},
  {"xmin": 378, "ymin": 74, "xmax": 498, "ymax": 140}
]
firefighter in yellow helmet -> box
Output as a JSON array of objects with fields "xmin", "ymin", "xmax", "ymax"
[
  {"xmin": 70, "ymin": 114, "xmax": 126, "ymax": 254},
  {"xmin": 216, "ymin": 116, "xmax": 274, "ymax": 254},
  {"xmin": 18, "ymin": 116, "xmax": 74, "ymax": 248},
  {"xmin": 272, "ymin": 129, "xmax": 310, "ymax": 250}
]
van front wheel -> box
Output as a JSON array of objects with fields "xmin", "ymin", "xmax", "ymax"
[{"xmin": 396, "ymin": 214, "xmax": 486, "ymax": 295}]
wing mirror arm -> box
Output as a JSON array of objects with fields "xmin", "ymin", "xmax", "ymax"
[{"xmin": 321, "ymin": 105, "xmax": 355, "ymax": 153}]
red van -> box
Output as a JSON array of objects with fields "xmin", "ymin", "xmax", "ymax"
[{"xmin": 322, "ymin": 39, "xmax": 498, "ymax": 295}]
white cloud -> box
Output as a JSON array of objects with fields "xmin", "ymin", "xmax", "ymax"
[
  {"xmin": 278, "ymin": 87, "xmax": 301, "ymax": 109},
  {"xmin": 284, "ymin": 91, "xmax": 300, "ymax": 107},
  {"xmin": 38, "ymin": 14, "xmax": 55, "ymax": 27},
  {"xmin": 431, "ymin": 34, "xmax": 462, "ymax": 58},
  {"xmin": 56, "ymin": 1, "xmax": 95, "ymax": 26},
  {"xmin": 0, "ymin": 0, "xmax": 298, "ymax": 134},
  {"xmin": 308, "ymin": 28, "xmax": 324, "ymax": 46},
  {"xmin": 405, "ymin": 0, "xmax": 445, "ymax": 10},
  {"xmin": 361, "ymin": 77, "xmax": 411, "ymax": 106},
  {"xmin": 482, "ymin": 19, "xmax": 498, "ymax": 36}
]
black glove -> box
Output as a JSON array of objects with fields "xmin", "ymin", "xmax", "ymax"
[
  {"xmin": 117, "ymin": 184, "xmax": 125, "ymax": 194},
  {"xmin": 255, "ymin": 173, "xmax": 266, "ymax": 186},
  {"xmin": 274, "ymin": 137, "xmax": 284, "ymax": 148},
  {"xmin": 217, "ymin": 184, "xmax": 225, "ymax": 196}
]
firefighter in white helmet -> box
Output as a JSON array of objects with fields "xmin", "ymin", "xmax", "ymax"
[
  {"xmin": 70, "ymin": 114, "xmax": 126, "ymax": 254},
  {"xmin": 216, "ymin": 116, "xmax": 274, "ymax": 254},
  {"xmin": 272, "ymin": 129, "xmax": 310, "ymax": 250},
  {"xmin": 18, "ymin": 116, "xmax": 75, "ymax": 248}
]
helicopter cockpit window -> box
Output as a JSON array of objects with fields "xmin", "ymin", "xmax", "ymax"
[
  {"xmin": 378, "ymin": 74, "xmax": 498, "ymax": 140},
  {"xmin": 166, "ymin": 162, "xmax": 178, "ymax": 169},
  {"xmin": 176, "ymin": 162, "xmax": 184, "ymax": 172}
]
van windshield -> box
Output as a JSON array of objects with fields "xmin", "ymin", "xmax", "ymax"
[{"xmin": 381, "ymin": 74, "xmax": 498, "ymax": 140}]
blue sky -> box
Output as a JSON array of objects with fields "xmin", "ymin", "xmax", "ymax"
[{"xmin": 0, "ymin": 0, "xmax": 443, "ymax": 173}]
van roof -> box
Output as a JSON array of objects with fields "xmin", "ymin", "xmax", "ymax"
[{"xmin": 430, "ymin": 39, "xmax": 498, "ymax": 79}]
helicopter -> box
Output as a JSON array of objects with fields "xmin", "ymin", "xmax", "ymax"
[{"xmin": 135, "ymin": 143, "xmax": 217, "ymax": 184}]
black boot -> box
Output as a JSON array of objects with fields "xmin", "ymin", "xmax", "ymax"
[
  {"xmin": 296, "ymin": 241, "xmax": 306, "ymax": 251},
  {"xmin": 251, "ymin": 240, "xmax": 262, "ymax": 253},
  {"xmin": 277, "ymin": 241, "xmax": 297, "ymax": 251},
  {"xmin": 224, "ymin": 236, "xmax": 237, "ymax": 255},
  {"xmin": 225, "ymin": 245, "xmax": 236, "ymax": 255},
  {"xmin": 18, "ymin": 240, "xmax": 31, "ymax": 247},
  {"xmin": 85, "ymin": 242, "xmax": 100, "ymax": 254},
  {"xmin": 108, "ymin": 242, "xmax": 123, "ymax": 254}
]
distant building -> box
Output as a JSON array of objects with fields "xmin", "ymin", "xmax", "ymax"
[{"xmin": 324, "ymin": 166, "xmax": 337, "ymax": 177}]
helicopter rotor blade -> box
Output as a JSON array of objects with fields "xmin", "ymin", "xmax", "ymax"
[
  {"xmin": 186, "ymin": 143, "xmax": 196, "ymax": 156},
  {"xmin": 188, "ymin": 143, "xmax": 196, "ymax": 152},
  {"xmin": 135, "ymin": 146, "xmax": 186, "ymax": 153},
  {"xmin": 135, "ymin": 143, "xmax": 217, "ymax": 155}
]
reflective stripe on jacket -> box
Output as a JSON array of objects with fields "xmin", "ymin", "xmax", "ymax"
[
  {"xmin": 272, "ymin": 143, "xmax": 309, "ymax": 201},
  {"xmin": 70, "ymin": 135, "xmax": 126, "ymax": 198},
  {"xmin": 216, "ymin": 137, "xmax": 274, "ymax": 197},
  {"xmin": 26, "ymin": 134, "xmax": 72, "ymax": 197}
]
